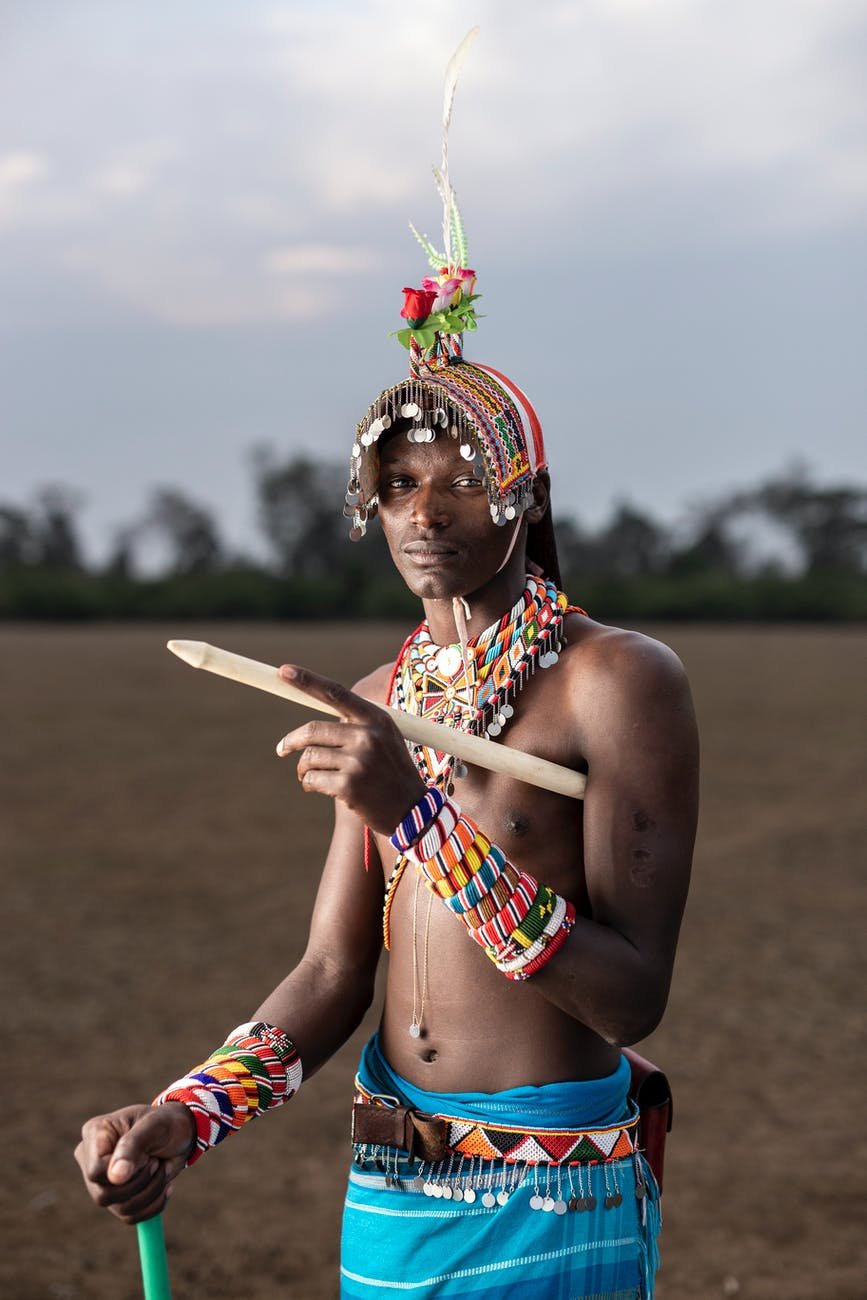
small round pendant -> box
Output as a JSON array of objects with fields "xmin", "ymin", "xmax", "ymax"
[{"xmin": 409, "ymin": 1022, "xmax": 421, "ymax": 1039}]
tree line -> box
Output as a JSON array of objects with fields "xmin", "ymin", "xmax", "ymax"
[{"xmin": 1, "ymin": 457, "xmax": 864, "ymax": 620}]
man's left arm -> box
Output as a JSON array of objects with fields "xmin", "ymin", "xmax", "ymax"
[{"xmin": 531, "ymin": 632, "xmax": 699, "ymax": 1044}]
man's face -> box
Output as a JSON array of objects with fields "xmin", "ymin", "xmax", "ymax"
[{"xmin": 376, "ymin": 432, "xmax": 515, "ymax": 601}]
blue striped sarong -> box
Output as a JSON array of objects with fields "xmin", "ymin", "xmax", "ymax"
[{"xmin": 340, "ymin": 1035, "xmax": 661, "ymax": 1299}]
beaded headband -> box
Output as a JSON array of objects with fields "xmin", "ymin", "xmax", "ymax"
[{"xmin": 344, "ymin": 29, "xmax": 548, "ymax": 543}]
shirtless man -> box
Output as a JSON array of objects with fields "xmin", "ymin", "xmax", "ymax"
[{"xmin": 75, "ymin": 397, "xmax": 698, "ymax": 1297}]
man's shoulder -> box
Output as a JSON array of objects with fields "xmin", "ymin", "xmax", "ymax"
[{"xmin": 562, "ymin": 614, "xmax": 690, "ymax": 698}]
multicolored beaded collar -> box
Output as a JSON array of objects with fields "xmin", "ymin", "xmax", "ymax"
[{"xmin": 389, "ymin": 575, "xmax": 572, "ymax": 793}]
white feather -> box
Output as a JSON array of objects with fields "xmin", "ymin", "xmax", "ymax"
[
  {"xmin": 442, "ymin": 27, "xmax": 480, "ymax": 142},
  {"xmin": 439, "ymin": 26, "xmax": 479, "ymax": 267}
]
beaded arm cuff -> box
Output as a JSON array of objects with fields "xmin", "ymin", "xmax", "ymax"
[
  {"xmin": 153, "ymin": 1021, "xmax": 303, "ymax": 1166},
  {"xmin": 399, "ymin": 791, "xmax": 575, "ymax": 981}
]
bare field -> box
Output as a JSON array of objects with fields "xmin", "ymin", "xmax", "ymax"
[{"xmin": 2, "ymin": 622, "xmax": 865, "ymax": 1299}]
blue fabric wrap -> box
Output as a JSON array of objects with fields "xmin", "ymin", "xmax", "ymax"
[{"xmin": 340, "ymin": 1034, "xmax": 661, "ymax": 1300}]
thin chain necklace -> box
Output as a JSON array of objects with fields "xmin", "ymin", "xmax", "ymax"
[{"xmin": 409, "ymin": 875, "xmax": 434, "ymax": 1039}]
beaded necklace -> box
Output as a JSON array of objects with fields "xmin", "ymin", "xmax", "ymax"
[
  {"xmin": 382, "ymin": 576, "xmax": 581, "ymax": 956},
  {"xmin": 390, "ymin": 575, "xmax": 571, "ymax": 793}
]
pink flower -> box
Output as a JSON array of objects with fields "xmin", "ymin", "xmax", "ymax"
[
  {"xmin": 454, "ymin": 267, "xmax": 477, "ymax": 297},
  {"xmin": 421, "ymin": 274, "xmax": 463, "ymax": 313}
]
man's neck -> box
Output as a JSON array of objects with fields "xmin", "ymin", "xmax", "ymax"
[{"xmin": 421, "ymin": 554, "xmax": 531, "ymax": 645}]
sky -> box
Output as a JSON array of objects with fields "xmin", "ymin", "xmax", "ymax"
[{"xmin": 2, "ymin": 0, "xmax": 866, "ymax": 565}]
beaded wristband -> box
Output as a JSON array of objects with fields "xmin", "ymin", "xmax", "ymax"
[
  {"xmin": 389, "ymin": 785, "xmax": 445, "ymax": 852},
  {"xmin": 153, "ymin": 1021, "xmax": 302, "ymax": 1166},
  {"xmin": 395, "ymin": 790, "xmax": 574, "ymax": 980}
]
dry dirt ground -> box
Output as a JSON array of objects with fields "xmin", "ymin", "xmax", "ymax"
[{"xmin": 2, "ymin": 622, "xmax": 865, "ymax": 1300}]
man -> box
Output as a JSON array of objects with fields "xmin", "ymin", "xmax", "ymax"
[
  {"xmin": 76, "ymin": 41, "xmax": 697, "ymax": 1283},
  {"xmin": 75, "ymin": 384, "xmax": 698, "ymax": 1296}
]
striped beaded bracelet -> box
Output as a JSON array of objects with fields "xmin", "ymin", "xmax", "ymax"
[
  {"xmin": 389, "ymin": 785, "xmax": 445, "ymax": 852},
  {"xmin": 396, "ymin": 793, "xmax": 575, "ymax": 981},
  {"xmin": 153, "ymin": 1020, "xmax": 302, "ymax": 1165}
]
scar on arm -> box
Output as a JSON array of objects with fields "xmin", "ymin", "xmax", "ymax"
[
  {"xmin": 630, "ymin": 847, "xmax": 657, "ymax": 888},
  {"xmin": 629, "ymin": 810, "xmax": 658, "ymax": 887}
]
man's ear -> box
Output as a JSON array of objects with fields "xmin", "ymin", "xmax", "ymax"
[{"xmin": 524, "ymin": 472, "xmax": 550, "ymax": 526}]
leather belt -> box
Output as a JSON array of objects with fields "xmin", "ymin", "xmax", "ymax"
[{"xmin": 352, "ymin": 1080, "xmax": 639, "ymax": 1168}]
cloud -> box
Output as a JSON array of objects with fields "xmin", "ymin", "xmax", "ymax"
[
  {"xmin": 1, "ymin": 0, "xmax": 865, "ymax": 326},
  {"xmin": 0, "ymin": 150, "xmax": 49, "ymax": 226},
  {"xmin": 262, "ymin": 244, "xmax": 383, "ymax": 275},
  {"xmin": 0, "ymin": 150, "xmax": 47, "ymax": 187}
]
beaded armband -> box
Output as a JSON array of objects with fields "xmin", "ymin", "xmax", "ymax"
[
  {"xmin": 397, "ymin": 789, "xmax": 575, "ymax": 980},
  {"xmin": 153, "ymin": 1021, "xmax": 302, "ymax": 1166}
]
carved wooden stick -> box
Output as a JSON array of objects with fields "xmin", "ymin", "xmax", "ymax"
[{"xmin": 167, "ymin": 640, "xmax": 586, "ymax": 800}]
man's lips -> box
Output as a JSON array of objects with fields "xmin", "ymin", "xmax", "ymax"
[{"xmin": 403, "ymin": 541, "xmax": 460, "ymax": 564}]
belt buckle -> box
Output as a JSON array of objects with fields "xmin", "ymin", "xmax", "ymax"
[{"xmin": 352, "ymin": 1098, "xmax": 449, "ymax": 1164}]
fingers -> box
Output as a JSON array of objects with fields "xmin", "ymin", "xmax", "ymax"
[
  {"xmin": 278, "ymin": 664, "xmax": 378, "ymax": 724},
  {"xmin": 75, "ymin": 1104, "xmax": 196, "ymax": 1224},
  {"xmin": 76, "ymin": 1106, "xmax": 150, "ymax": 1185},
  {"xmin": 106, "ymin": 1170, "xmax": 174, "ymax": 1226},
  {"xmin": 99, "ymin": 1162, "xmax": 173, "ymax": 1225},
  {"xmin": 276, "ymin": 720, "xmax": 357, "ymax": 759}
]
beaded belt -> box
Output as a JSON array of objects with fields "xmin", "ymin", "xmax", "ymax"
[{"xmin": 352, "ymin": 1078, "xmax": 638, "ymax": 1167}]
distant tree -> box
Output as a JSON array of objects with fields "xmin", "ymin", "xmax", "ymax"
[
  {"xmin": 143, "ymin": 488, "xmax": 223, "ymax": 575},
  {"xmin": 667, "ymin": 518, "xmax": 742, "ymax": 578},
  {"xmin": 253, "ymin": 449, "xmax": 349, "ymax": 578},
  {"xmin": 103, "ymin": 524, "xmax": 139, "ymax": 579},
  {"xmin": 33, "ymin": 488, "xmax": 84, "ymax": 569},
  {"xmin": 752, "ymin": 473, "xmax": 867, "ymax": 575},
  {"xmin": 555, "ymin": 506, "xmax": 669, "ymax": 579},
  {"xmin": 0, "ymin": 506, "xmax": 35, "ymax": 571},
  {"xmin": 599, "ymin": 503, "xmax": 668, "ymax": 576}
]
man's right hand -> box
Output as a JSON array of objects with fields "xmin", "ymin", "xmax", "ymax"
[{"xmin": 74, "ymin": 1102, "xmax": 196, "ymax": 1225}]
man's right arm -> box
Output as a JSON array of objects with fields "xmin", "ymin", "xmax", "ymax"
[{"xmin": 74, "ymin": 799, "xmax": 384, "ymax": 1223}]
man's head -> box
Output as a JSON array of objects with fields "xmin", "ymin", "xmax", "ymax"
[{"xmin": 345, "ymin": 364, "xmax": 561, "ymax": 587}]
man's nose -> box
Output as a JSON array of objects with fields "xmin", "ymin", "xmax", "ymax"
[{"xmin": 411, "ymin": 484, "xmax": 449, "ymax": 528}]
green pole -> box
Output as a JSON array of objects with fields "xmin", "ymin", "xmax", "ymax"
[{"xmin": 136, "ymin": 1215, "xmax": 172, "ymax": 1300}]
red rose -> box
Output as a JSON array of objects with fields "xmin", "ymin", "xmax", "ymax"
[{"xmin": 400, "ymin": 286, "xmax": 437, "ymax": 326}]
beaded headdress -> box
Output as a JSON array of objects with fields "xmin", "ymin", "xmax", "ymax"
[{"xmin": 344, "ymin": 29, "xmax": 556, "ymax": 576}]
